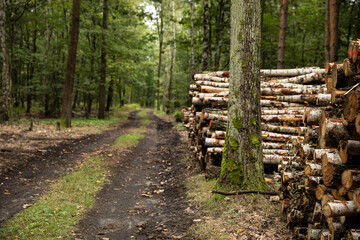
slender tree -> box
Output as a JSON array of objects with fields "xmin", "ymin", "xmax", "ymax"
[
  {"xmin": 202, "ymin": 0, "xmax": 209, "ymax": 70},
  {"xmin": 156, "ymin": 1, "xmax": 164, "ymax": 111},
  {"xmin": 162, "ymin": 45, "xmax": 169, "ymax": 112},
  {"xmin": 215, "ymin": 0, "xmax": 266, "ymax": 190},
  {"xmin": 167, "ymin": 0, "xmax": 176, "ymax": 113},
  {"xmin": 190, "ymin": 0, "xmax": 195, "ymax": 73},
  {"xmin": 329, "ymin": 0, "xmax": 338, "ymax": 62},
  {"xmin": 98, "ymin": 0, "xmax": 108, "ymax": 119},
  {"xmin": 0, "ymin": 0, "xmax": 10, "ymax": 121},
  {"xmin": 61, "ymin": 0, "xmax": 81, "ymax": 127},
  {"xmin": 277, "ymin": 0, "xmax": 288, "ymax": 69},
  {"xmin": 324, "ymin": 0, "xmax": 330, "ymax": 65}
]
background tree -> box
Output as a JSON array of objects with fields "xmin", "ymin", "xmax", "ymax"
[
  {"xmin": 61, "ymin": 0, "xmax": 81, "ymax": 128},
  {"xmin": 98, "ymin": 0, "xmax": 108, "ymax": 119},
  {"xmin": 201, "ymin": 0, "xmax": 209, "ymax": 70},
  {"xmin": 277, "ymin": 0, "xmax": 288, "ymax": 69},
  {"xmin": 329, "ymin": 0, "xmax": 339, "ymax": 62},
  {"xmin": 0, "ymin": 0, "xmax": 10, "ymax": 121},
  {"xmin": 215, "ymin": 0, "xmax": 266, "ymax": 191}
]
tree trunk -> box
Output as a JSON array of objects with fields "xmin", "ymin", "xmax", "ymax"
[
  {"xmin": 216, "ymin": 0, "xmax": 265, "ymax": 191},
  {"xmin": 277, "ymin": 0, "xmax": 288, "ymax": 69},
  {"xmin": 162, "ymin": 46, "xmax": 169, "ymax": 112},
  {"xmin": 329, "ymin": 0, "xmax": 338, "ymax": 62},
  {"xmin": 106, "ymin": 77, "xmax": 113, "ymax": 112},
  {"xmin": 61, "ymin": 0, "xmax": 81, "ymax": 128},
  {"xmin": 324, "ymin": 0, "xmax": 330, "ymax": 65},
  {"xmin": 190, "ymin": 0, "xmax": 195, "ymax": 72},
  {"xmin": 167, "ymin": 0, "xmax": 176, "ymax": 113},
  {"xmin": 156, "ymin": 3, "xmax": 163, "ymax": 111},
  {"xmin": 98, "ymin": 0, "xmax": 108, "ymax": 119},
  {"xmin": 0, "ymin": 0, "xmax": 10, "ymax": 121},
  {"xmin": 201, "ymin": 0, "xmax": 209, "ymax": 71}
]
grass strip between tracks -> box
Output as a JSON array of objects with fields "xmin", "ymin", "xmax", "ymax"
[{"xmin": 0, "ymin": 127, "xmax": 147, "ymax": 239}]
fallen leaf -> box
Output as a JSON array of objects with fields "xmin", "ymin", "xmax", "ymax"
[{"xmin": 141, "ymin": 193, "xmax": 153, "ymax": 198}]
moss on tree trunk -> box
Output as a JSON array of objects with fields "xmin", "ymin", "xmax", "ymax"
[{"xmin": 215, "ymin": 0, "xmax": 266, "ymax": 192}]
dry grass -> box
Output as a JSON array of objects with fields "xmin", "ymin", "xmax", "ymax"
[{"xmin": 186, "ymin": 174, "xmax": 291, "ymax": 240}]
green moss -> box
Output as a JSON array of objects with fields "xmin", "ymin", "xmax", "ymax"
[
  {"xmin": 220, "ymin": 157, "xmax": 244, "ymax": 188},
  {"xmin": 249, "ymin": 133, "xmax": 260, "ymax": 148},
  {"xmin": 255, "ymin": 93, "xmax": 260, "ymax": 103},
  {"xmin": 234, "ymin": 90, "xmax": 239, "ymax": 96},
  {"xmin": 250, "ymin": 117, "xmax": 256, "ymax": 126},
  {"xmin": 232, "ymin": 118, "xmax": 242, "ymax": 130},
  {"xmin": 241, "ymin": 60, "xmax": 247, "ymax": 69},
  {"xmin": 237, "ymin": 32, "xmax": 242, "ymax": 42},
  {"xmin": 229, "ymin": 137, "xmax": 239, "ymax": 151}
]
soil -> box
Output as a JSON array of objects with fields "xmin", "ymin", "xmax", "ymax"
[
  {"xmin": 0, "ymin": 111, "xmax": 197, "ymax": 239},
  {"xmin": 75, "ymin": 112, "xmax": 196, "ymax": 239},
  {"xmin": 0, "ymin": 112, "xmax": 139, "ymax": 224}
]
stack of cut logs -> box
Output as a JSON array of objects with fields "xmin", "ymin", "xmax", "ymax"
[
  {"xmin": 279, "ymin": 40, "xmax": 360, "ymax": 240},
  {"xmin": 184, "ymin": 67, "xmax": 327, "ymax": 176}
]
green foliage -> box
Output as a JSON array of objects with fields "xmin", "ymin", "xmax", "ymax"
[{"xmin": 173, "ymin": 111, "xmax": 182, "ymax": 122}]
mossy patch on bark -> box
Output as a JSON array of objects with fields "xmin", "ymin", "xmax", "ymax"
[
  {"xmin": 250, "ymin": 117, "xmax": 256, "ymax": 126},
  {"xmin": 232, "ymin": 118, "xmax": 242, "ymax": 130},
  {"xmin": 249, "ymin": 133, "xmax": 260, "ymax": 148},
  {"xmin": 229, "ymin": 137, "xmax": 239, "ymax": 151}
]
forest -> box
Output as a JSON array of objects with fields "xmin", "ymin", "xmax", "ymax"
[
  {"xmin": 0, "ymin": 0, "xmax": 360, "ymax": 123},
  {"xmin": 2, "ymin": 0, "xmax": 360, "ymax": 239}
]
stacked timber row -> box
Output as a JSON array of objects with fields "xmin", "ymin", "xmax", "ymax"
[
  {"xmin": 279, "ymin": 40, "xmax": 360, "ymax": 239},
  {"xmin": 184, "ymin": 67, "xmax": 327, "ymax": 176}
]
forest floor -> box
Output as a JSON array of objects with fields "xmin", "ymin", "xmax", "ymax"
[{"xmin": 0, "ymin": 109, "xmax": 291, "ymax": 239}]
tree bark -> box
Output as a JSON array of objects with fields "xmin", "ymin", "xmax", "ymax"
[
  {"xmin": 201, "ymin": 0, "xmax": 209, "ymax": 71},
  {"xmin": 0, "ymin": 0, "xmax": 10, "ymax": 121},
  {"xmin": 98, "ymin": 0, "xmax": 108, "ymax": 119},
  {"xmin": 156, "ymin": 2, "xmax": 163, "ymax": 111},
  {"xmin": 324, "ymin": 0, "xmax": 330, "ymax": 65},
  {"xmin": 277, "ymin": 0, "xmax": 288, "ymax": 69},
  {"xmin": 329, "ymin": 0, "xmax": 338, "ymax": 62},
  {"xmin": 167, "ymin": 0, "xmax": 176, "ymax": 113},
  {"xmin": 216, "ymin": 0, "xmax": 265, "ymax": 191},
  {"xmin": 162, "ymin": 46, "xmax": 169, "ymax": 112},
  {"xmin": 190, "ymin": 0, "xmax": 195, "ymax": 72},
  {"xmin": 61, "ymin": 0, "xmax": 81, "ymax": 127}
]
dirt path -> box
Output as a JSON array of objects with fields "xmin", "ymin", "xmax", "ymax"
[
  {"xmin": 75, "ymin": 112, "xmax": 195, "ymax": 239},
  {"xmin": 0, "ymin": 111, "xmax": 140, "ymax": 224}
]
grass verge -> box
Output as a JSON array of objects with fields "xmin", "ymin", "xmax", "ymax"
[
  {"xmin": 0, "ymin": 156, "xmax": 107, "ymax": 239},
  {"xmin": 40, "ymin": 104, "xmax": 141, "ymax": 128},
  {"xmin": 0, "ymin": 126, "xmax": 147, "ymax": 239},
  {"xmin": 138, "ymin": 109, "xmax": 151, "ymax": 126},
  {"xmin": 186, "ymin": 174, "xmax": 284, "ymax": 240},
  {"xmin": 113, "ymin": 128, "xmax": 147, "ymax": 149}
]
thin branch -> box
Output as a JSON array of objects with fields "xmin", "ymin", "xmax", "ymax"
[{"xmin": 212, "ymin": 189, "xmax": 278, "ymax": 196}]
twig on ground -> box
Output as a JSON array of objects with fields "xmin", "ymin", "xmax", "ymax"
[{"xmin": 212, "ymin": 189, "xmax": 278, "ymax": 196}]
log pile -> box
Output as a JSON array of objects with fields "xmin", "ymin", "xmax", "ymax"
[
  {"xmin": 183, "ymin": 67, "xmax": 327, "ymax": 176},
  {"xmin": 279, "ymin": 40, "xmax": 360, "ymax": 239}
]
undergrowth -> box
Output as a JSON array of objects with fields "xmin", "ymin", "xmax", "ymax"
[
  {"xmin": 0, "ymin": 156, "xmax": 108, "ymax": 239},
  {"xmin": 186, "ymin": 174, "xmax": 282, "ymax": 240}
]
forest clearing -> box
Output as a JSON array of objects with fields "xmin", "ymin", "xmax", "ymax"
[{"xmin": 1, "ymin": 0, "xmax": 360, "ymax": 239}]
